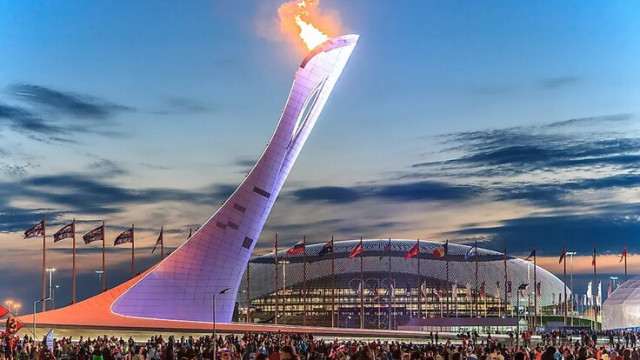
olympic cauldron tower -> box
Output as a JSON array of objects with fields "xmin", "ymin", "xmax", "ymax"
[{"xmin": 109, "ymin": 35, "xmax": 359, "ymax": 323}]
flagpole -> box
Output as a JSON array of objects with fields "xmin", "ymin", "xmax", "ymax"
[
  {"xmin": 303, "ymin": 235, "xmax": 307, "ymax": 327},
  {"xmin": 388, "ymin": 238, "xmax": 392, "ymax": 329},
  {"xmin": 593, "ymin": 246, "xmax": 597, "ymax": 329},
  {"xmin": 160, "ymin": 226, "xmax": 164, "ymax": 260},
  {"xmin": 72, "ymin": 218, "xmax": 76, "ymax": 304},
  {"xmin": 446, "ymin": 240, "xmax": 449, "ymax": 318},
  {"xmin": 360, "ymin": 237, "xmax": 364, "ymax": 329},
  {"xmin": 417, "ymin": 238, "xmax": 421, "ymax": 320},
  {"xmin": 131, "ymin": 224, "xmax": 135, "ymax": 278},
  {"xmin": 534, "ymin": 247, "xmax": 537, "ymax": 327},
  {"xmin": 246, "ymin": 261, "xmax": 250, "ymax": 323},
  {"xmin": 474, "ymin": 239, "xmax": 478, "ymax": 317},
  {"xmin": 42, "ymin": 215, "xmax": 47, "ymax": 312},
  {"xmin": 331, "ymin": 236, "xmax": 335, "ymax": 328},
  {"xmin": 625, "ymin": 245, "xmax": 628, "ymax": 282},
  {"xmin": 563, "ymin": 244, "xmax": 568, "ymax": 325},
  {"xmin": 102, "ymin": 221, "xmax": 106, "ymax": 292},
  {"xmin": 274, "ymin": 233, "xmax": 279, "ymax": 325},
  {"xmin": 504, "ymin": 244, "xmax": 508, "ymax": 318}
]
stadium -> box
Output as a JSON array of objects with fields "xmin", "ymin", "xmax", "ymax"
[{"xmin": 240, "ymin": 239, "xmax": 569, "ymax": 329}]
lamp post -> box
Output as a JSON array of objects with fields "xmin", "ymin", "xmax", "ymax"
[
  {"xmin": 95, "ymin": 270, "xmax": 104, "ymax": 292},
  {"xmin": 32, "ymin": 297, "xmax": 51, "ymax": 339},
  {"xmin": 5, "ymin": 299, "xmax": 13, "ymax": 313},
  {"xmin": 52, "ymin": 285, "xmax": 60, "ymax": 309},
  {"xmin": 213, "ymin": 288, "xmax": 230, "ymax": 359},
  {"xmin": 46, "ymin": 268, "xmax": 56, "ymax": 311},
  {"xmin": 610, "ymin": 276, "xmax": 618, "ymax": 290},
  {"xmin": 567, "ymin": 251, "xmax": 576, "ymax": 326},
  {"xmin": 13, "ymin": 303, "xmax": 21, "ymax": 315}
]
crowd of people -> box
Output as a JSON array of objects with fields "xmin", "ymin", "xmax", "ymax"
[{"xmin": 2, "ymin": 329, "xmax": 640, "ymax": 360}]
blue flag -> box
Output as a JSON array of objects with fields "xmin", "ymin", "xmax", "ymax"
[{"xmin": 464, "ymin": 245, "xmax": 477, "ymax": 260}]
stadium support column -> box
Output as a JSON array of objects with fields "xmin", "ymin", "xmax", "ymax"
[
  {"xmin": 274, "ymin": 234, "xmax": 279, "ymax": 324},
  {"xmin": 360, "ymin": 237, "xmax": 364, "ymax": 329},
  {"xmin": 534, "ymin": 247, "xmax": 537, "ymax": 327},
  {"xmin": 331, "ymin": 236, "xmax": 335, "ymax": 328}
]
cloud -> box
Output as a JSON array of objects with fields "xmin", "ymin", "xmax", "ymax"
[
  {"xmin": 0, "ymin": 102, "xmax": 65, "ymax": 135},
  {"xmin": 290, "ymin": 181, "xmax": 482, "ymax": 205},
  {"xmin": 164, "ymin": 97, "xmax": 211, "ymax": 114},
  {"xmin": 539, "ymin": 76, "xmax": 580, "ymax": 89},
  {"xmin": 9, "ymin": 83, "xmax": 134, "ymax": 119}
]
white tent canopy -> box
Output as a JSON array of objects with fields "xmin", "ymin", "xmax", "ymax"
[{"xmin": 602, "ymin": 276, "xmax": 640, "ymax": 329}]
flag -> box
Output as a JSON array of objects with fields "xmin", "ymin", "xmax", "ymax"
[
  {"xmin": 480, "ymin": 282, "xmax": 486, "ymax": 298},
  {"xmin": 373, "ymin": 285, "xmax": 380, "ymax": 300},
  {"xmin": 420, "ymin": 280, "xmax": 427, "ymax": 297},
  {"xmin": 592, "ymin": 247, "xmax": 596, "ymax": 266},
  {"xmin": 464, "ymin": 245, "xmax": 477, "ymax": 260},
  {"xmin": 405, "ymin": 242, "xmax": 419, "ymax": 259},
  {"xmin": 596, "ymin": 281, "xmax": 602, "ymax": 306},
  {"xmin": 433, "ymin": 240, "xmax": 448, "ymax": 259},
  {"xmin": 452, "ymin": 284, "xmax": 458, "ymax": 300},
  {"xmin": 536, "ymin": 281, "xmax": 542, "ymax": 298},
  {"xmin": 53, "ymin": 222, "xmax": 74, "ymax": 242},
  {"xmin": 187, "ymin": 227, "xmax": 192, "ymax": 240},
  {"xmin": 524, "ymin": 249, "xmax": 536, "ymax": 261},
  {"xmin": 24, "ymin": 220, "xmax": 44, "ymax": 239},
  {"xmin": 380, "ymin": 239, "xmax": 392, "ymax": 260},
  {"xmin": 558, "ymin": 249, "xmax": 566, "ymax": 263},
  {"xmin": 518, "ymin": 283, "xmax": 529, "ymax": 297},
  {"xmin": 0, "ymin": 305, "xmax": 8, "ymax": 318},
  {"xmin": 506, "ymin": 281, "xmax": 512, "ymax": 298},
  {"xmin": 5, "ymin": 314, "xmax": 22, "ymax": 335},
  {"xmin": 83, "ymin": 225, "xmax": 104, "ymax": 244},
  {"xmin": 405, "ymin": 282, "xmax": 412, "ymax": 296},
  {"xmin": 114, "ymin": 227, "xmax": 134, "ymax": 246},
  {"xmin": 389, "ymin": 282, "xmax": 395, "ymax": 298},
  {"xmin": 607, "ymin": 282, "xmax": 612, "ymax": 297},
  {"xmin": 318, "ymin": 239, "xmax": 333, "ymax": 256},
  {"xmin": 45, "ymin": 329, "xmax": 54, "ymax": 350},
  {"xmin": 586, "ymin": 281, "xmax": 593, "ymax": 305},
  {"xmin": 465, "ymin": 282, "xmax": 472, "ymax": 297},
  {"xmin": 355, "ymin": 282, "xmax": 362, "ymax": 296},
  {"xmin": 349, "ymin": 241, "xmax": 363, "ymax": 259},
  {"xmin": 494, "ymin": 281, "xmax": 501, "ymax": 298},
  {"xmin": 435, "ymin": 282, "xmax": 442, "ymax": 298},
  {"xmin": 151, "ymin": 227, "xmax": 163, "ymax": 254},
  {"xmin": 620, "ymin": 248, "xmax": 627, "ymax": 263},
  {"xmin": 286, "ymin": 240, "xmax": 305, "ymax": 255}
]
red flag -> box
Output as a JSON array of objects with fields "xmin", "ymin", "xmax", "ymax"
[
  {"xmin": 0, "ymin": 305, "xmax": 8, "ymax": 318},
  {"xmin": 620, "ymin": 248, "xmax": 627, "ymax": 263},
  {"xmin": 536, "ymin": 281, "xmax": 542, "ymax": 298},
  {"xmin": 592, "ymin": 247, "xmax": 596, "ymax": 267},
  {"xmin": 558, "ymin": 249, "xmax": 566, "ymax": 264},
  {"xmin": 607, "ymin": 283, "xmax": 612, "ymax": 297},
  {"xmin": 433, "ymin": 240, "xmax": 448, "ymax": 259},
  {"xmin": 5, "ymin": 314, "xmax": 22, "ymax": 335},
  {"xmin": 405, "ymin": 242, "xmax": 419, "ymax": 259},
  {"xmin": 286, "ymin": 239, "xmax": 305, "ymax": 255},
  {"xmin": 349, "ymin": 240, "xmax": 362, "ymax": 259}
]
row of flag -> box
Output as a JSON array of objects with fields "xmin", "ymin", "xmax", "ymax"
[
  {"xmin": 557, "ymin": 247, "xmax": 628, "ymax": 264},
  {"xmin": 286, "ymin": 238, "xmax": 456, "ymax": 260},
  {"xmin": 23, "ymin": 219, "xmax": 182, "ymax": 254}
]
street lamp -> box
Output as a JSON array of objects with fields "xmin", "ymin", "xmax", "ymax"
[
  {"xmin": 610, "ymin": 277, "xmax": 619, "ymax": 291},
  {"xmin": 33, "ymin": 297, "xmax": 51, "ymax": 339},
  {"xmin": 52, "ymin": 285, "xmax": 60, "ymax": 310},
  {"xmin": 567, "ymin": 251, "xmax": 576, "ymax": 326},
  {"xmin": 46, "ymin": 268, "xmax": 56, "ymax": 311},
  {"xmin": 5, "ymin": 299, "xmax": 14, "ymax": 312},
  {"xmin": 213, "ymin": 288, "xmax": 231, "ymax": 359},
  {"xmin": 95, "ymin": 270, "xmax": 104, "ymax": 291},
  {"xmin": 13, "ymin": 303, "xmax": 21, "ymax": 315}
]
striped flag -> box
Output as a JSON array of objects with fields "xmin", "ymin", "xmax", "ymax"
[
  {"xmin": 349, "ymin": 240, "xmax": 363, "ymax": 259},
  {"xmin": 53, "ymin": 222, "xmax": 74, "ymax": 242},
  {"xmin": 151, "ymin": 227, "xmax": 163, "ymax": 254},
  {"xmin": 380, "ymin": 239, "xmax": 391, "ymax": 260},
  {"xmin": 83, "ymin": 225, "xmax": 104, "ymax": 244},
  {"xmin": 405, "ymin": 242, "xmax": 419, "ymax": 259},
  {"xmin": 286, "ymin": 240, "xmax": 305, "ymax": 255},
  {"xmin": 464, "ymin": 245, "xmax": 477, "ymax": 260},
  {"xmin": 24, "ymin": 220, "xmax": 44, "ymax": 239},
  {"xmin": 114, "ymin": 228, "xmax": 133, "ymax": 246}
]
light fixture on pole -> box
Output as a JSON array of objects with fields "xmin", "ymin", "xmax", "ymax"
[
  {"xmin": 610, "ymin": 276, "xmax": 619, "ymax": 290},
  {"xmin": 46, "ymin": 268, "xmax": 56, "ymax": 311},
  {"xmin": 567, "ymin": 251, "xmax": 576, "ymax": 326},
  {"xmin": 4, "ymin": 299, "xmax": 13, "ymax": 311},
  {"xmin": 95, "ymin": 270, "xmax": 104, "ymax": 291},
  {"xmin": 52, "ymin": 285, "xmax": 60, "ymax": 310},
  {"xmin": 32, "ymin": 297, "xmax": 51, "ymax": 339},
  {"xmin": 13, "ymin": 303, "xmax": 21, "ymax": 315},
  {"xmin": 213, "ymin": 288, "xmax": 230, "ymax": 358}
]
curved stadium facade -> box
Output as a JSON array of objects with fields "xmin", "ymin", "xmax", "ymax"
[{"xmin": 240, "ymin": 239, "xmax": 569, "ymax": 329}]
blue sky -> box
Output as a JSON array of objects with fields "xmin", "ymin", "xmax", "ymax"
[{"xmin": 1, "ymin": 0, "xmax": 639, "ymax": 310}]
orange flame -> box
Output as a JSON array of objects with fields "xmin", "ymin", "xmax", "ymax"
[{"xmin": 278, "ymin": 0, "xmax": 338, "ymax": 51}]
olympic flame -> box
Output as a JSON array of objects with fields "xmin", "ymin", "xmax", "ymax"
[{"xmin": 278, "ymin": 0, "xmax": 338, "ymax": 51}]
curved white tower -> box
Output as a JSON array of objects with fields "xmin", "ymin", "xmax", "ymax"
[{"xmin": 110, "ymin": 35, "xmax": 359, "ymax": 323}]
